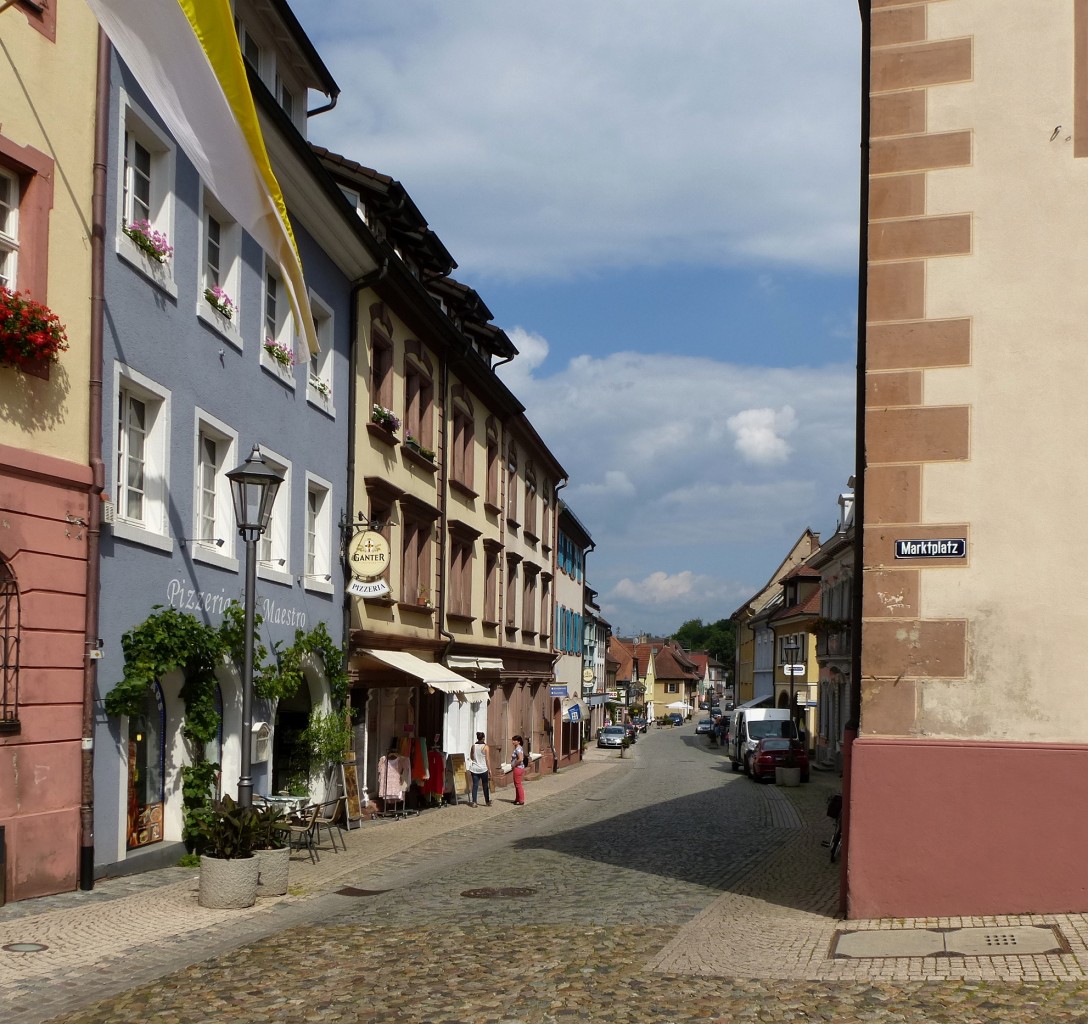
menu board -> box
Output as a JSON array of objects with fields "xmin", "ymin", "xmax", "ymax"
[
  {"xmin": 446, "ymin": 752, "xmax": 468, "ymax": 798},
  {"xmin": 340, "ymin": 757, "xmax": 363, "ymax": 828}
]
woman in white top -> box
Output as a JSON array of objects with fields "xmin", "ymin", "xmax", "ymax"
[{"xmin": 467, "ymin": 732, "xmax": 492, "ymax": 807}]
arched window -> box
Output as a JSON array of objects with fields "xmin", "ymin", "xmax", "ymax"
[{"xmin": 0, "ymin": 557, "xmax": 20, "ymax": 732}]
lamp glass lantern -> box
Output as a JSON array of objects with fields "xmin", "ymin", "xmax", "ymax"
[
  {"xmin": 225, "ymin": 444, "xmax": 284, "ymax": 808},
  {"xmin": 227, "ymin": 445, "xmax": 283, "ymax": 539}
]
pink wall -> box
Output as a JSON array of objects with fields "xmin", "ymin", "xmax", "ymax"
[
  {"xmin": 847, "ymin": 738, "xmax": 1088, "ymax": 918},
  {"xmin": 0, "ymin": 445, "xmax": 90, "ymax": 901}
]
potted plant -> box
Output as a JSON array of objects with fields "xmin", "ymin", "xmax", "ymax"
[
  {"xmin": 204, "ymin": 285, "xmax": 235, "ymax": 320},
  {"xmin": 371, "ymin": 404, "xmax": 400, "ymax": 432},
  {"xmin": 0, "ymin": 286, "xmax": 69, "ymax": 370},
  {"xmin": 253, "ymin": 803, "xmax": 291, "ymax": 897},
  {"xmin": 122, "ymin": 218, "xmax": 174, "ymax": 263},
  {"xmin": 263, "ymin": 336, "xmax": 295, "ymax": 368},
  {"xmin": 189, "ymin": 794, "xmax": 261, "ymax": 908}
]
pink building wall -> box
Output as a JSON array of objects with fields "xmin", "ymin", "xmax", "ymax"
[{"xmin": 0, "ymin": 445, "xmax": 91, "ymax": 901}]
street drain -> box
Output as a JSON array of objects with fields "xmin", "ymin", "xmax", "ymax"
[
  {"xmin": 2, "ymin": 943, "xmax": 48, "ymax": 953},
  {"xmin": 335, "ymin": 887, "xmax": 391, "ymax": 897},
  {"xmin": 832, "ymin": 924, "xmax": 1070, "ymax": 959},
  {"xmin": 461, "ymin": 887, "xmax": 537, "ymax": 899}
]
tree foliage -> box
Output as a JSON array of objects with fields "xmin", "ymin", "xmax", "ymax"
[{"xmin": 670, "ymin": 617, "xmax": 736, "ymax": 669}]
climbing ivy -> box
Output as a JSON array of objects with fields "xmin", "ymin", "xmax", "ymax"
[{"xmin": 106, "ymin": 602, "xmax": 350, "ymax": 845}]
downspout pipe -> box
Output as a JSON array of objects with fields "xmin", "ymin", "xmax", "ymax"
[
  {"xmin": 80, "ymin": 28, "xmax": 111, "ymax": 891},
  {"xmin": 843, "ymin": 0, "xmax": 872, "ymax": 917}
]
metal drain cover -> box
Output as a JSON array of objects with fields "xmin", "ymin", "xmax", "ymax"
[
  {"xmin": 461, "ymin": 887, "xmax": 537, "ymax": 899},
  {"xmin": 335, "ymin": 887, "xmax": 390, "ymax": 897},
  {"xmin": 833, "ymin": 925, "xmax": 1069, "ymax": 959},
  {"xmin": 2, "ymin": 943, "xmax": 49, "ymax": 953}
]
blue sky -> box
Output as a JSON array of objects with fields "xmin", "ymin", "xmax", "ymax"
[{"xmin": 295, "ymin": 1, "xmax": 861, "ymax": 636}]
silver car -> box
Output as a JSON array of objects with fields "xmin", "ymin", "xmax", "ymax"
[{"xmin": 597, "ymin": 725, "xmax": 626, "ymax": 748}]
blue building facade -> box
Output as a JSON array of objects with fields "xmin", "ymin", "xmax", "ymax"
[{"xmin": 91, "ymin": 14, "xmax": 374, "ymax": 874}]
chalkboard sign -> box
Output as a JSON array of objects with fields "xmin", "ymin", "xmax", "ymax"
[
  {"xmin": 340, "ymin": 757, "xmax": 363, "ymax": 829},
  {"xmin": 446, "ymin": 752, "xmax": 468, "ymax": 799}
]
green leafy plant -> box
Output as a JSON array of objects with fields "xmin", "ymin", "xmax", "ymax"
[
  {"xmin": 253, "ymin": 803, "xmax": 291, "ymax": 850},
  {"xmin": 203, "ymin": 285, "xmax": 235, "ymax": 319},
  {"xmin": 300, "ymin": 708, "xmax": 353, "ymax": 772},
  {"xmin": 371, "ymin": 403, "xmax": 400, "ymax": 432},
  {"xmin": 187, "ymin": 795, "xmax": 259, "ymax": 860},
  {"xmin": 263, "ymin": 336, "xmax": 295, "ymax": 367}
]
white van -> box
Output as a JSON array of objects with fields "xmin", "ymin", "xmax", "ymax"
[{"xmin": 729, "ymin": 707, "xmax": 797, "ymax": 776}]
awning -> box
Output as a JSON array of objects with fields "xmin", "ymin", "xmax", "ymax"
[
  {"xmin": 360, "ymin": 649, "xmax": 489, "ymax": 699},
  {"xmin": 446, "ymin": 655, "xmax": 506, "ymax": 672},
  {"xmin": 562, "ymin": 697, "xmax": 589, "ymax": 722},
  {"xmin": 585, "ymin": 693, "xmax": 609, "ymax": 707}
]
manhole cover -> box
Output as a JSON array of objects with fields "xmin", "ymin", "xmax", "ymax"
[
  {"xmin": 833, "ymin": 925, "xmax": 1069, "ymax": 959},
  {"xmin": 3, "ymin": 943, "xmax": 48, "ymax": 953},
  {"xmin": 335, "ymin": 887, "xmax": 390, "ymax": 897},
  {"xmin": 461, "ymin": 887, "xmax": 537, "ymax": 899}
]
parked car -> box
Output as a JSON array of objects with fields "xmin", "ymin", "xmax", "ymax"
[
  {"xmin": 632, "ymin": 717, "xmax": 648, "ymax": 733},
  {"xmin": 598, "ymin": 725, "xmax": 627, "ymax": 749},
  {"xmin": 667, "ymin": 712, "xmax": 684, "ymax": 726},
  {"xmin": 695, "ymin": 718, "xmax": 714, "ymax": 735},
  {"xmin": 749, "ymin": 738, "xmax": 810, "ymax": 783}
]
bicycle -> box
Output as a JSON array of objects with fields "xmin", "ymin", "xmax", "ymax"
[{"xmin": 824, "ymin": 793, "xmax": 842, "ymax": 863}]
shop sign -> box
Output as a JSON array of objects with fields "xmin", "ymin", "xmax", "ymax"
[
  {"xmin": 347, "ymin": 578, "xmax": 390, "ymax": 598},
  {"xmin": 347, "ymin": 530, "xmax": 391, "ymax": 579}
]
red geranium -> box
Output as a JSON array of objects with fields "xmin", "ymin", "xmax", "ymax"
[{"xmin": 0, "ymin": 286, "xmax": 69, "ymax": 367}]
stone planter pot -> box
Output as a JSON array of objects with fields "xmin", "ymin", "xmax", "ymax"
[
  {"xmin": 256, "ymin": 846, "xmax": 290, "ymax": 897},
  {"xmin": 198, "ymin": 854, "xmax": 259, "ymax": 909},
  {"xmin": 775, "ymin": 766, "xmax": 801, "ymax": 787}
]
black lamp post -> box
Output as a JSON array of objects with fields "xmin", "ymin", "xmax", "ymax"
[{"xmin": 226, "ymin": 444, "xmax": 284, "ymax": 809}]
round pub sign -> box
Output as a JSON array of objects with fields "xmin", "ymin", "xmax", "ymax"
[{"xmin": 347, "ymin": 530, "xmax": 390, "ymax": 580}]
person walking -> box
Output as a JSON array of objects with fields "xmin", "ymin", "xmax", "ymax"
[
  {"xmin": 466, "ymin": 732, "xmax": 492, "ymax": 807},
  {"xmin": 511, "ymin": 734, "xmax": 527, "ymax": 805}
]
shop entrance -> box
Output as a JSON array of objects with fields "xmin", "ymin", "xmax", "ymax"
[
  {"xmin": 272, "ymin": 686, "xmax": 313, "ymax": 796},
  {"xmin": 127, "ymin": 683, "xmax": 165, "ymax": 849}
]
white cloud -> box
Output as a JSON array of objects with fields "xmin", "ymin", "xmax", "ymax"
[
  {"xmin": 727, "ymin": 406, "xmax": 797, "ymax": 465},
  {"xmin": 497, "ymin": 344, "xmax": 855, "ymax": 634},
  {"xmin": 301, "ymin": 1, "xmax": 860, "ymax": 280}
]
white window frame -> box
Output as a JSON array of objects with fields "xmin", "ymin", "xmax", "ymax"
[
  {"xmin": 116, "ymin": 90, "xmax": 177, "ymax": 297},
  {"xmin": 306, "ymin": 291, "xmax": 335, "ymax": 415},
  {"xmin": 112, "ymin": 362, "xmax": 172, "ymax": 553},
  {"xmin": 0, "ymin": 166, "xmax": 19, "ymax": 290},
  {"xmin": 196, "ymin": 189, "xmax": 242, "ymax": 347},
  {"xmin": 256, "ymin": 446, "xmax": 291, "ymax": 584},
  {"xmin": 260, "ymin": 257, "xmax": 296, "ymax": 386},
  {"xmin": 191, "ymin": 410, "xmax": 239, "ymax": 571},
  {"xmin": 302, "ymin": 472, "xmax": 333, "ymax": 594}
]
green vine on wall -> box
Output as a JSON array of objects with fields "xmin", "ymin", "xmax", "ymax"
[{"xmin": 106, "ymin": 603, "xmax": 349, "ymax": 845}]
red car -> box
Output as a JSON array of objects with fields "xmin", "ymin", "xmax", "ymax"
[{"xmin": 749, "ymin": 737, "xmax": 809, "ymax": 783}]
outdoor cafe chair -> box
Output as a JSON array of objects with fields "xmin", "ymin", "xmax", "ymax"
[
  {"xmin": 287, "ymin": 803, "xmax": 320, "ymax": 863},
  {"xmin": 314, "ymin": 797, "xmax": 346, "ymax": 853}
]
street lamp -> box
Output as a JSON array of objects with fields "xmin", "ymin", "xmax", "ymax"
[{"xmin": 226, "ymin": 444, "xmax": 284, "ymax": 809}]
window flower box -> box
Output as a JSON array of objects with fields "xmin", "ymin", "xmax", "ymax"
[
  {"xmin": 371, "ymin": 404, "xmax": 400, "ymax": 433},
  {"xmin": 122, "ymin": 219, "xmax": 173, "ymax": 264},
  {"xmin": 0, "ymin": 287, "xmax": 69, "ymax": 372},
  {"xmin": 203, "ymin": 286, "xmax": 235, "ymax": 320},
  {"xmin": 405, "ymin": 435, "xmax": 435, "ymax": 463},
  {"xmin": 309, "ymin": 375, "xmax": 331, "ymax": 399},
  {"xmin": 263, "ymin": 337, "xmax": 295, "ymax": 368}
]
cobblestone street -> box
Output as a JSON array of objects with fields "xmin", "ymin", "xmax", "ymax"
[{"xmin": 5, "ymin": 727, "xmax": 1088, "ymax": 1023}]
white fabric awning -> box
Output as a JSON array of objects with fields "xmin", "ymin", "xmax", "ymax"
[
  {"xmin": 446, "ymin": 655, "xmax": 505, "ymax": 672},
  {"xmin": 361, "ymin": 649, "xmax": 489, "ymax": 698}
]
